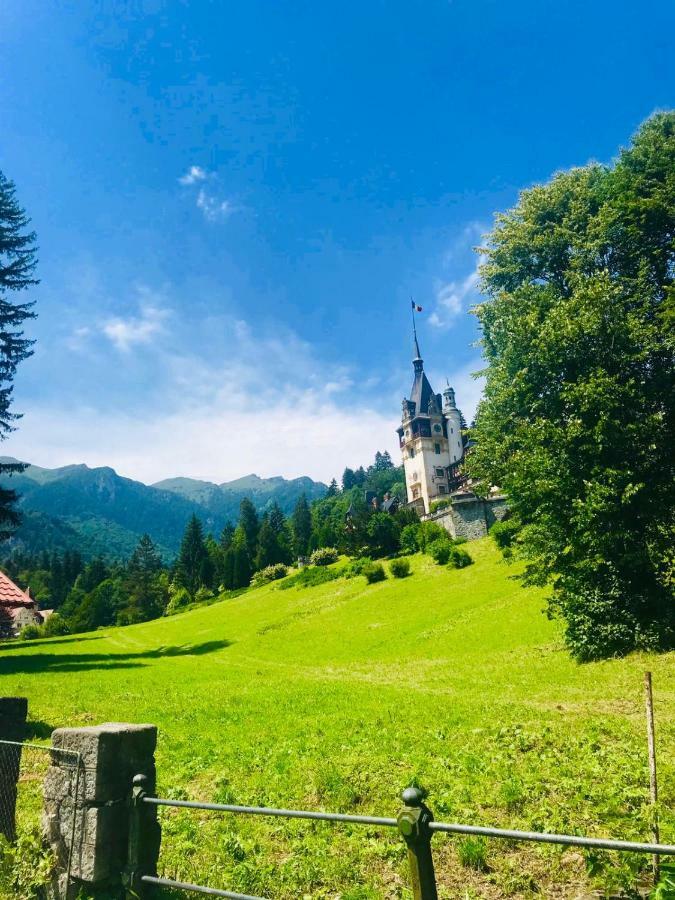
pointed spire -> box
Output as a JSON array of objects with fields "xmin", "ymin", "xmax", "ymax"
[{"xmin": 411, "ymin": 299, "xmax": 423, "ymax": 372}]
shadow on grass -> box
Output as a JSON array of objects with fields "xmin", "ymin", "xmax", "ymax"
[
  {"xmin": 1, "ymin": 634, "xmax": 104, "ymax": 650},
  {"xmin": 0, "ymin": 640, "xmax": 233, "ymax": 675},
  {"xmin": 24, "ymin": 719, "xmax": 57, "ymax": 740}
]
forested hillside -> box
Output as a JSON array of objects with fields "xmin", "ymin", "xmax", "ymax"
[{"xmin": 0, "ymin": 458, "xmax": 326, "ymax": 559}]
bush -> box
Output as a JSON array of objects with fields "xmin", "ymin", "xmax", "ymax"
[
  {"xmin": 427, "ymin": 537, "xmax": 452, "ymax": 565},
  {"xmin": 19, "ymin": 624, "xmax": 41, "ymax": 641},
  {"xmin": 399, "ymin": 524, "xmax": 419, "ymax": 555},
  {"xmin": 389, "ymin": 558, "xmax": 411, "ymax": 578},
  {"xmin": 251, "ymin": 564, "xmax": 288, "ymax": 587},
  {"xmin": 448, "ymin": 546, "xmax": 473, "ymax": 569},
  {"xmin": 164, "ymin": 585, "xmax": 192, "ymax": 616},
  {"xmin": 278, "ymin": 565, "xmax": 341, "ymax": 591},
  {"xmin": 194, "ymin": 586, "xmax": 215, "ymax": 604},
  {"xmin": 430, "ymin": 498, "xmax": 451, "ymax": 513},
  {"xmin": 310, "ymin": 547, "xmax": 339, "ymax": 566},
  {"xmin": 417, "ymin": 521, "xmax": 447, "ymax": 551},
  {"xmin": 363, "ymin": 562, "xmax": 386, "ymax": 584},
  {"xmin": 490, "ymin": 518, "xmax": 519, "ymax": 552},
  {"xmin": 343, "ymin": 557, "xmax": 372, "ymax": 578},
  {"xmin": 42, "ymin": 613, "xmax": 69, "ymax": 637}
]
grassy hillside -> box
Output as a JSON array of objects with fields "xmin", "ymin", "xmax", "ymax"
[{"xmin": 2, "ymin": 540, "xmax": 673, "ymax": 898}]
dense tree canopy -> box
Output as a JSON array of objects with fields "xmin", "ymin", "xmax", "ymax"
[{"xmin": 468, "ymin": 113, "xmax": 675, "ymax": 660}]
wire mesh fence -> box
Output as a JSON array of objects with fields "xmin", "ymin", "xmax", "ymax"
[{"xmin": 0, "ymin": 739, "xmax": 82, "ymax": 897}]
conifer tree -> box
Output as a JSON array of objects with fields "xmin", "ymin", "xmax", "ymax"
[
  {"xmin": 230, "ymin": 525, "xmax": 252, "ymax": 588},
  {"xmin": 175, "ymin": 514, "xmax": 209, "ymax": 595},
  {"xmin": 238, "ymin": 498, "xmax": 259, "ymax": 560},
  {"xmin": 291, "ymin": 494, "xmax": 312, "ymax": 557},
  {"xmin": 0, "ymin": 171, "xmax": 39, "ymax": 539}
]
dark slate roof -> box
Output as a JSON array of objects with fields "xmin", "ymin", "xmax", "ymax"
[
  {"xmin": 409, "ymin": 366, "xmax": 436, "ymax": 418},
  {"xmin": 382, "ymin": 496, "xmax": 399, "ymax": 512}
]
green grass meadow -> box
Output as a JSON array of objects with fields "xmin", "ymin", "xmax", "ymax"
[{"xmin": 1, "ymin": 539, "xmax": 674, "ymax": 898}]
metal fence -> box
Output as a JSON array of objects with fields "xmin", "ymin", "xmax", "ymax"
[
  {"xmin": 127, "ymin": 776, "xmax": 675, "ymax": 900},
  {"xmin": 0, "ymin": 739, "xmax": 83, "ymax": 895}
]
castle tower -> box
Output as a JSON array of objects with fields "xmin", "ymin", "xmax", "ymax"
[{"xmin": 396, "ymin": 335, "xmax": 465, "ymax": 514}]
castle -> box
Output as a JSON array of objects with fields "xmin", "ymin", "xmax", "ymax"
[{"xmin": 397, "ymin": 330, "xmax": 465, "ymax": 515}]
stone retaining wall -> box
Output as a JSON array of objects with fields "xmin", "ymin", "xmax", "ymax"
[{"xmin": 427, "ymin": 494, "xmax": 508, "ymax": 541}]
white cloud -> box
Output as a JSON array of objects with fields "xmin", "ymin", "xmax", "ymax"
[
  {"xmin": 196, "ymin": 188, "xmax": 234, "ymax": 222},
  {"xmin": 178, "ymin": 166, "xmax": 235, "ymax": 222},
  {"xmin": 178, "ymin": 165, "xmax": 208, "ymax": 185},
  {"xmin": 429, "ymin": 255, "xmax": 486, "ymax": 329},
  {"xmin": 102, "ymin": 304, "xmax": 169, "ymax": 352}
]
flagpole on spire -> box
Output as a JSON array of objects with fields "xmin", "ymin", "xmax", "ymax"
[{"xmin": 411, "ymin": 297, "xmax": 422, "ymax": 360}]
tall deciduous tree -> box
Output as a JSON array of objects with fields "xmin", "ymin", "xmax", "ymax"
[
  {"xmin": 0, "ymin": 171, "xmax": 38, "ymax": 538},
  {"xmin": 468, "ymin": 113, "xmax": 675, "ymax": 660}
]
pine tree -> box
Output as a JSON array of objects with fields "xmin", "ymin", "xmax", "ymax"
[
  {"xmin": 123, "ymin": 534, "xmax": 166, "ymax": 621},
  {"xmin": 175, "ymin": 514, "xmax": 209, "ymax": 595},
  {"xmin": 255, "ymin": 504, "xmax": 292, "ymax": 569},
  {"xmin": 238, "ymin": 498, "xmax": 259, "ymax": 560},
  {"xmin": 0, "ymin": 171, "xmax": 39, "ymax": 539},
  {"xmin": 219, "ymin": 522, "xmax": 235, "ymax": 550},
  {"xmin": 229, "ymin": 525, "xmax": 252, "ymax": 588},
  {"xmin": 291, "ymin": 494, "xmax": 312, "ymax": 557},
  {"xmin": 327, "ymin": 478, "xmax": 339, "ymax": 496}
]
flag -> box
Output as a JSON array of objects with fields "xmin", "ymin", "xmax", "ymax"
[{"xmin": 411, "ymin": 299, "xmax": 423, "ymax": 312}]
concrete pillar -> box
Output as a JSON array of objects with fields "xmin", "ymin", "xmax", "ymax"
[
  {"xmin": 0, "ymin": 697, "xmax": 28, "ymax": 842},
  {"xmin": 43, "ymin": 723, "xmax": 159, "ymax": 898}
]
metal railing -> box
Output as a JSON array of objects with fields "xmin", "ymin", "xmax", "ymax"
[{"xmin": 126, "ymin": 776, "xmax": 675, "ymax": 899}]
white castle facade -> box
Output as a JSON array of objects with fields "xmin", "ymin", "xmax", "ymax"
[{"xmin": 396, "ymin": 333, "xmax": 465, "ymax": 515}]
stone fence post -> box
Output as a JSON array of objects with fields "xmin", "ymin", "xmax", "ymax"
[
  {"xmin": 43, "ymin": 723, "xmax": 160, "ymax": 899},
  {"xmin": 0, "ymin": 696, "xmax": 28, "ymax": 842}
]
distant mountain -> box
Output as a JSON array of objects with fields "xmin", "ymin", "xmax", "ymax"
[{"xmin": 0, "ymin": 459, "xmax": 327, "ymax": 561}]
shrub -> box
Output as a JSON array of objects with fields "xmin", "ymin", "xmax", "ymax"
[
  {"xmin": 251, "ymin": 564, "xmax": 288, "ymax": 587},
  {"xmin": 399, "ymin": 524, "xmax": 419, "ymax": 555},
  {"xmin": 389, "ymin": 558, "xmax": 411, "ymax": 578},
  {"xmin": 310, "ymin": 547, "xmax": 339, "ymax": 566},
  {"xmin": 417, "ymin": 521, "xmax": 447, "ymax": 551},
  {"xmin": 490, "ymin": 518, "xmax": 519, "ymax": 551},
  {"xmin": 164, "ymin": 585, "xmax": 192, "ymax": 616},
  {"xmin": 19, "ymin": 624, "xmax": 41, "ymax": 641},
  {"xmin": 453, "ymin": 535, "xmax": 468, "ymax": 545},
  {"xmin": 427, "ymin": 537, "xmax": 452, "ymax": 565},
  {"xmin": 448, "ymin": 546, "xmax": 473, "ymax": 569},
  {"xmin": 278, "ymin": 565, "xmax": 341, "ymax": 591},
  {"xmin": 430, "ymin": 498, "xmax": 451, "ymax": 513},
  {"xmin": 363, "ymin": 562, "xmax": 386, "ymax": 584},
  {"xmin": 343, "ymin": 557, "xmax": 372, "ymax": 579},
  {"xmin": 194, "ymin": 586, "xmax": 215, "ymax": 604},
  {"xmin": 42, "ymin": 613, "xmax": 69, "ymax": 637}
]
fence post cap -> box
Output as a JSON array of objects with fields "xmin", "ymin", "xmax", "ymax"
[{"xmin": 401, "ymin": 787, "xmax": 424, "ymax": 807}]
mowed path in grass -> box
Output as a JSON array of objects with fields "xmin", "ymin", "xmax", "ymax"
[{"xmin": 1, "ymin": 539, "xmax": 673, "ymax": 898}]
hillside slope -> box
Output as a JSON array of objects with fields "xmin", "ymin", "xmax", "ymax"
[
  {"xmin": 0, "ymin": 459, "xmax": 326, "ymax": 559},
  {"xmin": 1, "ymin": 540, "xmax": 673, "ymax": 898}
]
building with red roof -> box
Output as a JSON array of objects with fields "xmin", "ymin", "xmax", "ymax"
[{"xmin": 0, "ymin": 570, "xmax": 44, "ymax": 636}]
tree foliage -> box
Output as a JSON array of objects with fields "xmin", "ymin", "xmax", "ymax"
[
  {"xmin": 468, "ymin": 113, "xmax": 675, "ymax": 660},
  {"xmin": 0, "ymin": 171, "xmax": 39, "ymax": 538}
]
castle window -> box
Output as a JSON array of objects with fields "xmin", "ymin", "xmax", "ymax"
[
  {"xmin": 435, "ymin": 467, "xmax": 445, "ymax": 477},
  {"xmin": 450, "ymin": 427, "xmax": 453, "ymax": 434},
  {"xmin": 434, "ymin": 443, "xmax": 441, "ymax": 455},
  {"xmin": 438, "ymin": 485, "xmax": 447, "ymax": 494},
  {"xmin": 409, "ymin": 447, "xmax": 415, "ymax": 459}
]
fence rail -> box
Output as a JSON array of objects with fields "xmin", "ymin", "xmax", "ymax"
[{"xmin": 130, "ymin": 777, "xmax": 675, "ymax": 900}]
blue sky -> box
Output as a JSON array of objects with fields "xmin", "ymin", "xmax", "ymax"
[{"xmin": 0, "ymin": 1, "xmax": 672, "ymax": 484}]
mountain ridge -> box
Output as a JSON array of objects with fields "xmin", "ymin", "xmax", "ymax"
[{"xmin": 0, "ymin": 457, "xmax": 327, "ymax": 561}]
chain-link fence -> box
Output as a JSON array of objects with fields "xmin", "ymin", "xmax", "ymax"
[{"xmin": 0, "ymin": 739, "xmax": 82, "ymax": 897}]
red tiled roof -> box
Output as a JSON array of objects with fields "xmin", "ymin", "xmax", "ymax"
[{"xmin": 0, "ymin": 570, "xmax": 33, "ymax": 608}]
